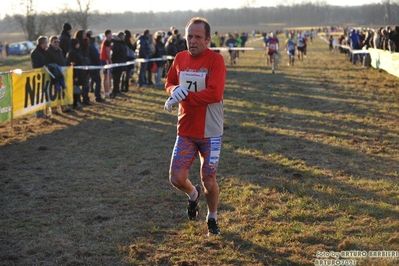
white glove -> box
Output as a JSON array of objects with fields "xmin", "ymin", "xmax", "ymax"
[
  {"xmin": 164, "ymin": 97, "xmax": 179, "ymax": 113},
  {"xmin": 171, "ymin": 86, "xmax": 188, "ymax": 102}
]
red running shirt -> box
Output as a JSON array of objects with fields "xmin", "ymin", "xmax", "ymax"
[{"xmin": 166, "ymin": 48, "xmax": 226, "ymax": 138}]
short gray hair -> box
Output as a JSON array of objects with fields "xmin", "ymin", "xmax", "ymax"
[{"xmin": 36, "ymin": 36, "xmax": 48, "ymax": 45}]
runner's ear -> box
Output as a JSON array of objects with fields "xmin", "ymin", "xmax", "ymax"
[{"xmin": 205, "ymin": 36, "xmax": 211, "ymax": 46}]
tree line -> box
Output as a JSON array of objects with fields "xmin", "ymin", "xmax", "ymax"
[{"xmin": 1, "ymin": 2, "xmax": 398, "ymax": 41}]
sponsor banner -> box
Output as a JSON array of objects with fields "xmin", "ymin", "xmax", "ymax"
[
  {"xmin": 12, "ymin": 67, "xmax": 73, "ymax": 119},
  {"xmin": 369, "ymin": 48, "xmax": 399, "ymax": 78},
  {"xmin": 0, "ymin": 73, "xmax": 12, "ymax": 123}
]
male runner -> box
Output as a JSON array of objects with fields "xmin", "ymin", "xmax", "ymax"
[
  {"xmin": 264, "ymin": 32, "xmax": 279, "ymax": 73},
  {"xmin": 285, "ymin": 32, "xmax": 297, "ymax": 66},
  {"xmin": 164, "ymin": 17, "xmax": 226, "ymax": 236}
]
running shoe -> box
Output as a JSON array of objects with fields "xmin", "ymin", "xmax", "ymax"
[
  {"xmin": 207, "ymin": 218, "xmax": 221, "ymax": 235},
  {"xmin": 187, "ymin": 185, "xmax": 201, "ymax": 220}
]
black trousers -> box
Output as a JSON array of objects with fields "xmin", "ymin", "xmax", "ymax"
[
  {"xmin": 112, "ymin": 67, "xmax": 123, "ymax": 95},
  {"xmin": 90, "ymin": 70, "xmax": 101, "ymax": 100},
  {"xmin": 82, "ymin": 71, "xmax": 90, "ymax": 103}
]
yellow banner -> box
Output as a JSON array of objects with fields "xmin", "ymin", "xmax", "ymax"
[{"xmin": 12, "ymin": 67, "xmax": 73, "ymax": 118}]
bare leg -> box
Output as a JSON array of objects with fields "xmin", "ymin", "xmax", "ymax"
[
  {"xmin": 170, "ymin": 168, "xmax": 193, "ymax": 195},
  {"xmin": 199, "ymin": 153, "xmax": 219, "ymax": 213},
  {"xmin": 201, "ymin": 173, "xmax": 219, "ymax": 212},
  {"xmin": 103, "ymin": 73, "xmax": 109, "ymax": 93},
  {"xmin": 271, "ymin": 54, "xmax": 276, "ymax": 72}
]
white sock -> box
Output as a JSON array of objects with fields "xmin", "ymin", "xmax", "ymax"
[
  {"xmin": 187, "ymin": 186, "xmax": 198, "ymax": 202},
  {"xmin": 207, "ymin": 211, "xmax": 217, "ymax": 221}
]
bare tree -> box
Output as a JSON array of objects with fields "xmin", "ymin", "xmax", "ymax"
[
  {"xmin": 381, "ymin": 0, "xmax": 399, "ymax": 24},
  {"xmin": 47, "ymin": 6, "xmax": 75, "ymax": 35},
  {"xmin": 241, "ymin": 0, "xmax": 257, "ymax": 8},
  {"xmin": 13, "ymin": 0, "xmax": 36, "ymax": 40},
  {"xmin": 35, "ymin": 14, "xmax": 51, "ymax": 38},
  {"xmin": 11, "ymin": 0, "xmax": 51, "ymax": 40},
  {"xmin": 70, "ymin": 0, "xmax": 95, "ymax": 30},
  {"xmin": 3, "ymin": 1, "xmax": 397, "ymax": 39},
  {"xmin": 382, "ymin": 0, "xmax": 392, "ymax": 24}
]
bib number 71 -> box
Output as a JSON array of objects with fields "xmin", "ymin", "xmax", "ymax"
[
  {"xmin": 186, "ymin": 81, "xmax": 198, "ymax": 92},
  {"xmin": 180, "ymin": 72, "xmax": 206, "ymax": 92}
]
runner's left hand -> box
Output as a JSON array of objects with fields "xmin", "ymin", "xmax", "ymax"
[{"xmin": 164, "ymin": 97, "xmax": 179, "ymax": 113}]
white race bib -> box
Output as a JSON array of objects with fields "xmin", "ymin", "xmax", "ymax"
[{"xmin": 179, "ymin": 71, "xmax": 206, "ymax": 92}]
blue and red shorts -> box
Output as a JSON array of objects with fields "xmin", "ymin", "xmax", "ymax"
[{"xmin": 170, "ymin": 135, "xmax": 222, "ymax": 175}]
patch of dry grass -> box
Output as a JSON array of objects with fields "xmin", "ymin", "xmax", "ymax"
[{"xmin": 1, "ymin": 35, "xmax": 399, "ymax": 265}]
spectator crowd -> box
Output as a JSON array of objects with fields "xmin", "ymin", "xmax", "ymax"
[
  {"xmin": 18, "ymin": 23, "xmax": 252, "ymax": 119},
  {"xmin": 13, "ymin": 22, "xmax": 388, "ymax": 120},
  {"xmin": 5, "ymin": 21, "xmax": 397, "ymax": 120},
  {"xmin": 332, "ymin": 25, "xmax": 399, "ymax": 67}
]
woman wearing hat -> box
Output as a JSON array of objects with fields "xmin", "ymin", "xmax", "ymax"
[{"xmin": 59, "ymin": 22, "xmax": 72, "ymax": 59}]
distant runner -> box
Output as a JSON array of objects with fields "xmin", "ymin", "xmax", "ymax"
[
  {"xmin": 297, "ymin": 32, "xmax": 306, "ymax": 62},
  {"xmin": 264, "ymin": 32, "xmax": 279, "ymax": 74},
  {"xmin": 285, "ymin": 32, "xmax": 297, "ymax": 66}
]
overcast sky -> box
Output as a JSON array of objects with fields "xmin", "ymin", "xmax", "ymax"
[{"xmin": 1, "ymin": 0, "xmax": 381, "ymax": 18}]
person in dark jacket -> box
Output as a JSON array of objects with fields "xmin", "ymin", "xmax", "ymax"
[
  {"xmin": 45, "ymin": 35, "xmax": 66, "ymax": 66},
  {"xmin": 31, "ymin": 36, "xmax": 48, "ymax": 69},
  {"xmin": 59, "ymin": 22, "xmax": 72, "ymax": 59},
  {"xmin": 390, "ymin": 26, "xmax": 399, "ymax": 52},
  {"xmin": 135, "ymin": 29, "xmax": 151, "ymax": 88},
  {"xmin": 154, "ymin": 34, "xmax": 166, "ymax": 85},
  {"xmin": 30, "ymin": 36, "xmax": 48, "ymax": 118},
  {"xmin": 5, "ymin": 42, "xmax": 9, "ymax": 57},
  {"xmin": 74, "ymin": 29, "xmax": 92, "ymax": 105},
  {"xmin": 362, "ymin": 29, "xmax": 373, "ymax": 67},
  {"xmin": 66, "ymin": 38, "xmax": 84, "ymax": 109},
  {"xmin": 121, "ymin": 29, "xmax": 136, "ymax": 92},
  {"xmin": 348, "ymin": 29, "xmax": 362, "ymax": 65},
  {"xmin": 381, "ymin": 27, "xmax": 390, "ymax": 51},
  {"xmin": 164, "ymin": 35, "xmax": 178, "ymax": 76},
  {"xmin": 145, "ymin": 33, "xmax": 155, "ymax": 86},
  {"xmin": 110, "ymin": 31, "xmax": 127, "ymax": 98},
  {"xmin": 86, "ymin": 30, "xmax": 104, "ymax": 102},
  {"xmin": 45, "ymin": 35, "xmax": 71, "ymax": 113}
]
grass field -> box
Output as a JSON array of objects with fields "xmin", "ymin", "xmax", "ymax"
[{"xmin": 1, "ymin": 35, "xmax": 399, "ymax": 266}]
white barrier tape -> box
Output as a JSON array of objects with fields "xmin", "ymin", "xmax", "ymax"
[
  {"xmin": 319, "ymin": 34, "xmax": 329, "ymax": 44},
  {"xmin": 339, "ymin": 45, "xmax": 369, "ymax": 54},
  {"xmin": 1, "ymin": 45, "xmax": 265, "ymax": 74},
  {"xmin": 247, "ymin": 37, "xmax": 265, "ymax": 44},
  {"xmin": 208, "ymin": 37, "xmax": 266, "ymax": 51},
  {"xmin": 73, "ymin": 48, "xmax": 264, "ymax": 70},
  {"xmin": 209, "ymin": 47, "xmax": 264, "ymax": 51},
  {"xmin": 318, "ymin": 35, "xmax": 370, "ymax": 54},
  {"xmin": 73, "ymin": 55, "xmax": 174, "ymax": 70},
  {"xmin": 43, "ymin": 66, "xmax": 55, "ymax": 78}
]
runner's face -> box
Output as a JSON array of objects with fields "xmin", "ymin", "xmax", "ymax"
[{"xmin": 186, "ymin": 22, "xmax": 210, "ymax": 56}]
